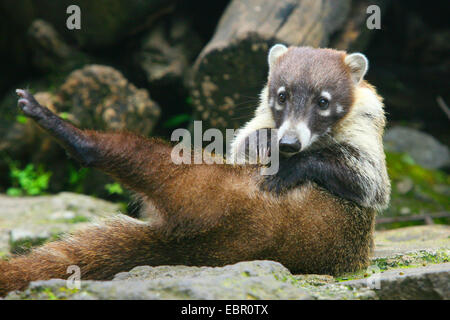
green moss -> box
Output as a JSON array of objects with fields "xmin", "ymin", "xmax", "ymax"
[
  {"xmin": 9, "ymin": 233, "xmax": 62, "ymax": 255},
  {"xmin": 0, "ymin": 251, "xmax": 10, "ymax": 260},
  {"xmin": 60, "ymin": 216, "xmax": 90, "ymax": 224},
  {"xmin": 41, "ymin": 288, "xmax": 58, "ymax": 300},
  {"xmin": 335, "ymin": 249, "xmax": 449, "ymax": 283},
  {"xmin": 16, "ymin": 115, "xmax": 28, "ymax": 124},
  {"xmin": 273, "ymin": 273, "xmax": 300, "ymax": 286},
  {"xmin": 58, "ymin": 286, "xmax": 80, "ymax": 295},
  {"xmin": 384, "ymin": 151, "xmax": 450, "ymax": 219},
  {"xmin": 9, "ymin": 238, "xmax": 48, "ymax": 255},
  {"xmin": 335, "ymin": 270, "xmax": 368, "ymax": 282}
]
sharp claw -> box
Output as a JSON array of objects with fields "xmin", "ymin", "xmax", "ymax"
[{"xmin": 18, "ymin": 98, "xmax": 28, "ymax": 106}]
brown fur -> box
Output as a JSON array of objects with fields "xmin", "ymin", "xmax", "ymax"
[{"xmin": 0, "ymin": 128, "xmax": 375, "ymax": 296}]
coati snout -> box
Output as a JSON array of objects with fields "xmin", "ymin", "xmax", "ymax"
[{"xmin": 278, "ymin": 133, "xmax": 301, "ymax": 154}]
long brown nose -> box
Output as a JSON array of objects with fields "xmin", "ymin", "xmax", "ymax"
[{"xmin": 279, "ymin": 134, "xmax": 301, "ymax": 153}]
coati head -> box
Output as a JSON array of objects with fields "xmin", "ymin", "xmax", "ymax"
[{"xmin": 266, "ymin": 44, "xmax": 368, "ymax": 155}]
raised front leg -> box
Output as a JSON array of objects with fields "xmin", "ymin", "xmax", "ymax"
[
  {"xmin": 17, "ymin": 89, "xmax": 99, "ymax": 166},
  {"xmin": 16, "ymin": 89, "xmax": 261, "ymax": 227},
  {"xmin": 261, "ymin": 144, "xmax": 368, "ymax": 206}
]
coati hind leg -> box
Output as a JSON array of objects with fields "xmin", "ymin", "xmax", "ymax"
[{"xmin": 0, "ymin": 216, "xmax": 165, "ymax": 296}]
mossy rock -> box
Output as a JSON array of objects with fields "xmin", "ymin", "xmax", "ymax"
[
  {"xmin": 383, "ymin": 151, "xmax": 450, "ymax": 219},
  {"xmin": 0, "ymin": 192, "xmax": 120, "ymax": 255},
  {"xmin": 5, "ymin": 226, "xmax": 450, "ymax": 300}
]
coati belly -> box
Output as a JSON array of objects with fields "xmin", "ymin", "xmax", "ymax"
[{"xmin": 140, "ymin": 182, "xmax": 375, "ymax": 275}]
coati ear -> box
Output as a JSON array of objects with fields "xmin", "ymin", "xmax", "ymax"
[
  {"xmin": 268, "ymin": 44, "xmax": 288, "ymax": 71},
  {"xmin": 344, "ymin": 53, "xmax": 368, "ymax": 84}
]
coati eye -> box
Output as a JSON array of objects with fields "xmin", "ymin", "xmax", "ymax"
[
  {"xmin": 278, "ymin": 92, "xmax": 287, "ymax": 104},
  {"xmin": 318, "ymin": 98, "xmax": 329, "ymax": 109}
]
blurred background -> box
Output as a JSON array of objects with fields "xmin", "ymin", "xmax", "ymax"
[{"xmin": 0, "ymin": 0, "xmax": 448, "ymax": 235}]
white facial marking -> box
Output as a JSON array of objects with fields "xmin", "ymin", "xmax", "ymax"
[
  {"xmin": 277, "ymin": 120, "xmax": 291, "ymax": 141},
  {"xmin": 318, "ymin": 109, "xmax": 331, "ymax": 117},
  {"xmin": 269, "ymin": 97, "xmax": 274, "ymax": 107},
  {"xmin": 296, "ymin": 121, "xmax": 312, "ymax": 151},
  {"xmin": 321, "ymin": 91, "xmax": 331, "ymax": 100},
  {"xmin": 336, "ymin": 104, "xmax": 344, "ymax": 113},
  {"xmin": 318, "ymin": 91, "xmax": 332, "ymax": 116}
]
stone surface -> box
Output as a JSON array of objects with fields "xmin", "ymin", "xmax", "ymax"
[
  {"xmin": 3, "ymin": 225, "xmax": 449, "ymax": 300},
  {"xmin": 6, "ymin": 261, "xmax": 313, "ymax": 300},
  {"xmin": 373, "ymin": 225, "xmax": 450, "ymax": 257},
  {"xmin": 27, "ymin": 19, "xmax": 90, "ymax": 74},
  {"xmin": 342, "ymin": 263, "xmax": 450, "ymax": 299},
  {"xmin": 0, "ymin": 192, "xmax": 120, "ymax": 255},
  {"xmin": 384, "ymin": 126, "xmax": 450, "ymax": 170},
  {"xmin": 57, "ymin": 65, "xmax": 161, "ymax": 135},
  {"xmin": 137, "ymin": 15, "xmax": 202, "ymax": 86},
  {"xmin": 0, "ymin": 64, "xmax": 161, "ymax": 196},
  {"xmin": 384, "ymin": 150, "xmax": 450, "ymax": 218},
  {"xmin": 5, "ymin": 0, "xmax": 176, "ymax": 48},
  {"xmin": 0, "ymin": 64, "xmax": 161, "ymax": 153}
]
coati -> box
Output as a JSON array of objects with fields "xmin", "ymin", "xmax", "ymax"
[{"xmin": 0, "ymin": 45, "xmax": 390, "ymax": 296}]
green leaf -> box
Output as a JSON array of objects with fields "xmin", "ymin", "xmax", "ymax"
[
  {"xmin": 8, "ymin": 162, "xmax": 51, "ymax": 196},
  {"xmin": 6, "ymin": 188, "xmax": 22, "ymax": 196},
  {"xmin": 163, "ymin": 114, "xmax": 191, "ymax": 128},
  {"xmin": 400, "ymin": 153, "xmax": 415, "ymax": 165},
  {"xmin": 16, "ymin": 115, "xmax": 28, "ymax": 124},
  {"xmin": 59, "ymin": 112, "xmax": 70, "ymax": 120},
  {"xmin": 105, "ymin": 182, "xmax": 123, "ymax": 195}
]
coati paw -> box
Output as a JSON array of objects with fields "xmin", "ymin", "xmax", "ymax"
[
  {"xmin": 16, "ymin": 89, "xmax": 49, "ymax": 120},
  {"xmin": 242, "ymin": 128, "xmax": 273, "ymax": 163}
]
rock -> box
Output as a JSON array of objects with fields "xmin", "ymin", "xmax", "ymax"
[
  {"xmin": 6, "ymin": 261, "xmax": 313, "ymax": 300},
  {"xmin": 384, "ymin": 150, "xmax": 450, "ymax": 218},
  {"xmin": 0, "ymin": 192, "xmax": 119, "ymax": 255},
  {"xmin": 395, "ymin": 177, "xmax": 414, "ymax": 195},
  {"xmin": 17, "ymin": 0, "xmax": 176, "ymax": 48},
  {"xmin": 0, "ymin": 65, "xmax": 160, "ymax": 196},
  {"xmin": 384, "ymin": 126, "xmax": 450, "ymax": 169},
  {"xmin": 4, "ymin": 225, "xmax": 449, "ymax": 300},
  {"xmin": 27, "ymin": 20, "xmax": 90, "ymax": 74},
  {"xmin": 136, "ymin": 15, "xmax": 202, "ymax": 86},
  {"xmin": 341, "ymin": 263, "xmax": 450, "ymax": 299},
  {"xmin": 57, "ymin": 65, "xmax": 161, "ymax": 134},
  {"xmin": 373, "ymin": 225, "xmax": 450, "ymax": 257}
]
